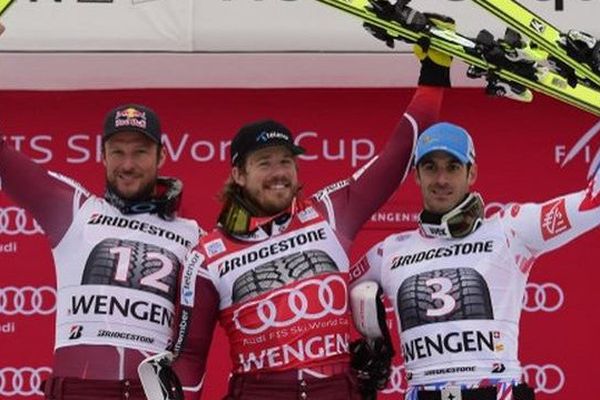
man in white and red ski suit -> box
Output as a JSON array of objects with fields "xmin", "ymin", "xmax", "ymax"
[
  {"xmin": 0, "ymin": 104, "xmax": 200, "ymax": 400},
  {"xmin": 170, "ymin": 49, "xmax": 453, "ymax": 400},
  {"xmin": 349, "ymin": 122, "xmax": 600, "ymax": 400}
]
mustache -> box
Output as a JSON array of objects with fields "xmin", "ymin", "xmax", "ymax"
[{"xmin": 264, "ymin": 178, "xmax": 292, "ymax": 187}]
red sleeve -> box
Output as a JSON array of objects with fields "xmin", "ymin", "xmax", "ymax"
[
  {"xmin": 323, "ymin": 86, "xmax": 444, "ymax": 240},
  {"xmin": 0, "ymin": 138, "xmax": 79, "ymax": 247},
  {"xmin": 172, "ymin": 275, "xmax": 220, "ymax": 400}
]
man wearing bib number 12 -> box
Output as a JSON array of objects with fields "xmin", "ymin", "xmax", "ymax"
[{"xmin": 0, "ymin": 100, "xmax": 200, "ymax": 399}]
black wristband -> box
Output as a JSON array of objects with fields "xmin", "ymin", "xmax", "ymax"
[{"xmin": 418, "ymin": 57, "xmax": 451, "ymax": 87}]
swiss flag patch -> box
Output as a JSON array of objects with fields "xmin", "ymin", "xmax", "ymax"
[{"xmin": 540, "ymin": 198, "xmax": 572, "ymax": 240}]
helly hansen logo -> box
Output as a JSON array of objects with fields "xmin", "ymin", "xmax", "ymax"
[{"xmin": 540, "ymin": 199, "xmax": 572, "ymax": 240}]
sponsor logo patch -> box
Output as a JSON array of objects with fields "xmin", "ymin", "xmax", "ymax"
[
  {"xmin": 204, "ymin": 239, "xmax": 226, "ymax": 257},
  {"xmin": 540, "ymin": 199, "xmax": 572, "ymax": 240}
]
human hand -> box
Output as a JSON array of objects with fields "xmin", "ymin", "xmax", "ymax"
[{"xmin": 415, "ymin": 13, "xmax": 454, "ymax": 87}]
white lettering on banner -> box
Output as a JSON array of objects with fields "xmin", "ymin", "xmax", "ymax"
[
  {"xmin": 4, "ymin": 132, "xmax": 376, "ymax": 166},
  {"xmin": 0, "ymin": 286, "xmax": 57, "ymax": 316},
  {"xmin": 233, "ymin": 275, "xmax": 347, "ymax": 335},
  {"xmin": 522, "ymin": 282, "xmax": 564, "ymax": 312},
  {"xmin": 295, "ymin": 131, "xmax": 375, "ymax": 168},
  {"xmin": 555, "ymin": 144, "xmax": 595, "ymax": 164},
  {"xmin": 1, "ymin": 135, "xmax": 53, "ymax": 163},
  {"xmin": 66, "ymin": 134, "xmax": 103, "ymax": 163},
  {"xmin": 0, "ymin": 241, "xmax": 18, "ymax": 253},
  {"xmin": 0, "ymin": 207, "xmax": 44, "ymax": 236},
  {"xmin": 371, "ymin": 205, "xmax": 508, "ymax": 224},
  {"xmin": 556, "ymin": 120, "xmax": 600, "ymax": 168},
  {"xmin": 0, "ymin": 367, "xmax": 52, "ymax": 397},
  {"xmin": 237, "ymin": 333, "xmax": 349, "ymax": 372},
  {"xmin": 162, "ymin": 134, "xmax": 230, "ymax": 162},
  {"xmin": 370, "ymin": 211, "xmax": 418, "ymax": 224},
  {"xmin": 0, "ymin": 321, "xmax": 16, "ymax": 333}
]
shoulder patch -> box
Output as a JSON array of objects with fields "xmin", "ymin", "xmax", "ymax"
[
  {"xmin": 540, "ymin": 198, "xmax": 572, "ymax": 240},
  {"xmin": 204, "ymin": 238, "xmax": 226, "ymax": 257},
  {"xmin": 297, "ymin": 206, "xmax": 319, "ymax": 223},
  {"xmin": 181, "ymin": 250, "xmax": 205, "ymax": 307}
]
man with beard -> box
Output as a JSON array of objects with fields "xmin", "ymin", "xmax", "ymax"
[
  {"xmin": 0, "ymin": 103, "xmax": 200, "ymax": 399},
  {"xmin": 169, "ymin": 40, "xmax": 453, "ymax": 399}
]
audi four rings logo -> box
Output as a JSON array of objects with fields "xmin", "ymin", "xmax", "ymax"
[
  {"xmin": 523, "ymin": 364, "xmax": 565, "ymax": 394},
  {"xmin": 233, "ymin": 275, "xmax": 347, "ymax": 335},
  {"xmin": 522, "ymin": 282, "xmax": 564, "ymax": 312},
  {"xmin": 380, "ymin": 364, "xmax": 565, "ymax": 394},
  {"xmin": 0, "ymin": 206, "xmax": 44, "ymax": 235},
  {"xmin": 0, "ymin": 367, "xmax": 52, "ymax": 397},
  {"xmin": 0, "ymin": 286, "xmax": 57, "ymax": 316}
]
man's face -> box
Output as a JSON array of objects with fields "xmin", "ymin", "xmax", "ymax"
[
  {"xmin": 232, "ymin": 145, "xmax": 299, "ymax": 216},
  {"xmin": 102, "ymin": 131, "xmax": 165, "ymax": 201},
  {"xmin": 415, "ymin": 151, "xmax": 477, "ymax": 214}
]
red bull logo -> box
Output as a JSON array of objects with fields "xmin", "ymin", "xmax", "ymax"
[{"xmin": 115, "ymin": 107, "xmax": 147, "ymax": 129}]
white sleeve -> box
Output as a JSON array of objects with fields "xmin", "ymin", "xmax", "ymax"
[
  {"xmin": 349, "ymin": 240, "xmax": 385, "ymax": 287},
  {"xmin": 502, "ymin": 174, "xmax": 600, "ymax": 257}
]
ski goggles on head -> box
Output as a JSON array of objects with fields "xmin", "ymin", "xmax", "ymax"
[{"xmin": 420, "ymin": 192, "xmax": 484, "ymax": 239}]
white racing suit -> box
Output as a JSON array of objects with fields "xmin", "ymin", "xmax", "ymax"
[{"xmin": 350, "ymin": 171, "xmax": 600, "ymax": 399}]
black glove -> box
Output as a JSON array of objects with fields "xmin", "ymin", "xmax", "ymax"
[
  {"xmin": 350, "ymin": 337, "xmax": 395, "ymax": 399},
  {"xmin": 415, "ymin": 13, "xmax": 454, "ymax": 87},
  {"xmin": 363, "ymin": 12, "xmax": 453, "ymax": 87}
]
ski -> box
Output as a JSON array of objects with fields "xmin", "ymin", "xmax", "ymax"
[
  {"xmin": 0, "ymin": 0, "xmax": 15, "ymax": 17},
  {"xmin": 314, "ymin": 0, "xmax": 600, "ymax": 116},
  {"xmin": 470, "ymin": 0, "xmax": 600, "ymax": 89}
]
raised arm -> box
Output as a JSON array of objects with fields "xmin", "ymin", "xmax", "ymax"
[
  {"xmin": 331, "ymin": 85, "xmax": 444, "ymax": 240},
  {"xmin": 315, "ymin": 17, "xmax": 455, "ymax": 241},
  {"xmin": 0, "ymin": 138, "xmax": 84, "ymax": 247},
  {"xmin": 503, "ymin": 166, "xmax": 600, "ymax": 258}
]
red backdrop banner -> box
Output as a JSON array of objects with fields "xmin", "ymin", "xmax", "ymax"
[{"xmin": 1, "ymin": 87, "xmax": 598, "ymax": 399}]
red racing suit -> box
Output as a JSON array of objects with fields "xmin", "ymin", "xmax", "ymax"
[
  {"xmin": 172, "ymin": 86, "xmax": 445, "ymax": 400},
  {"xmin": 0, "ymin": 139, "xmax": 200, "ymax": 399}
]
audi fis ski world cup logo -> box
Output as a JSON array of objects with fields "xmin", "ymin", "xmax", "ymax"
[
  {"xmin": 0, "ymin": 286, "xmax": 56, "ymax": 316},
  {"xmin": 0, "ymin": 367, "xmax": 52, "ymax": 397},
  {"xmin": 233, "ymin": 275, "xmax": 347, "ymax": 335},
  {"xmin": 0, "ymin": 207, "xmax": 43, "ymax": 236},
  {"xmin": 522, "ymin": 282, "xmax": 564, "ymax": 312}
]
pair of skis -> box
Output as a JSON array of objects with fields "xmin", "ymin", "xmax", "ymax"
[{"xmin": 316, "ymin": 0, "xmax": 600, "ymax": 116}]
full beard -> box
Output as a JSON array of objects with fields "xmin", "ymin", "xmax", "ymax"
[
  {"xmin": 247, "ymin": 184, "xmax": 299, "ymax": 216},
  {"xmin": 105, "ymin": 175, "xmax": 156, "ymax": 203}
]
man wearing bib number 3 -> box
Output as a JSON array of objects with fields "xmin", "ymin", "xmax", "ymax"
[{"xmin": 349, "ymin": 122, "xmax": 600, "ymax": 400}]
